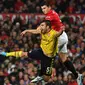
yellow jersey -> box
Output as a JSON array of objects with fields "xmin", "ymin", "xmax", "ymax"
[{"xmin": 40, "ymin": 29, "xmax": 58, "ymax": 57}]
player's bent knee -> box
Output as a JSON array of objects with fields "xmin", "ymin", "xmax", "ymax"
[
  {"xmin": 43, "ymin": 75, "xmax": 50, "ymax": 82},
  {"xmin": 22, "ymin": 52, "xmax": 28, "ymax": 57},
  {"xmin": 58, "ymin": 52, "xmax": 68, "ymax": 62}
]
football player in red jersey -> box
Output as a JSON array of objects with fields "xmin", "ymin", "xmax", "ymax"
[
  {"xmin": 40, "ymin": 1, "xmax": 79, "ymax": 80},
  {"xmin": 20, "ymin": 1, "xmax": 82, "ymax": 84}
]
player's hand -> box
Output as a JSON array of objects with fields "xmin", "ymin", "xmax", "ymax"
[{"xmin": 20, "ymin": 30, "xmax": 27, "ymax": 37}]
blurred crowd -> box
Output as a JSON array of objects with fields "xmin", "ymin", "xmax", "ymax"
[
  {"xmin": 0, "ymin": 13, "xmax": 85, "ymax": 85},
  {"xmin": 0, "ymin": 0, "xmax": 85, "ymax": 85},
  {"xmin": 0, "ymin": 0, "xmax": 85, "ymax": 14}
]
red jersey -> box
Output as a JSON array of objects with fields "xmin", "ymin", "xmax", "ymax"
[
  {"xmin": 68, "ymin": 81, "xmax": 78, "ymax": 85},
  {"xmin": 45, "ymin": 10, "xmax": 64, "ymax": 31}
]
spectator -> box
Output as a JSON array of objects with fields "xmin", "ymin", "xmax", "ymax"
[
  {"xmin": 63, "ymin": 76, "xmax": 68, "ymax": 85},
  {"xmin": 83, "ymin": 76, "xmax": 85, "ymax": 85},
  {"xmin": 0, "ymin": 30, "xmax": 9, "ymax": 41},
  {"xmin": 15, "ymin": 0, "xmax": 24, "ymax": 12},
  {"xmin": 10, "ymin": 75, "xmax": 19, "ymax": 85},
  {"xmin": 67, "ymin": 73, "xmax": 78, "ymax": 85},
  {"xmin": 18, "ymin": 62, "xmax": 24, "ymax": 72},
  {"xmin": 24, "ymin": 73, "xmax": 30, "ymax": 85},
  {"xmin": 55, "ymin": 74, "xmax": 67, "ymax": 85},
  {"xmin": 3, "ymin": 67, "xmax": 9, "ymax": 77},
  {"xmin": 0, "ymin": 0, "xmax": 85, "ymax": 13},
  {"xmin": 13, "ymin": 14, "xmax": 22, "ymax": 27},
  {"xmin": 66, "ymin": 2, "xmax": 76, "ymax": 13},
  {"xmin": 22, "ymin": 4, "xmax": 29, "ymax": 13},
  {"xmin": 17, "ymin": 71, "xmax": 24, "ymax": 81},
  {"xmin": 4, "ymin": 77, "xmax": 11, "ymax": 85},
  {"xmin": 19, "ymin": 79, "xmax": 24, "ymax": 85},
  {"xmin": 35, "ymin": 6, "xmax": 41, "ymax": 13}
]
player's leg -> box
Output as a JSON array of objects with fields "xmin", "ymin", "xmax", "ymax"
[
  {"xmin": 0, "ymin": 51, "xmax": 24, "ymax": 58},
  {"xmin": 40, "ymin": 55, "xmax": 55, "ymax": 82},
  {"xmin": 28, "ymin": 48, "xmax": 43, "ymax": 60},
  {"xmin": 0, "ymin": 48, "xmax": 43, "ymax": 60},
  {"xmin": 31, "ymin": 54, "xmax": 55, "ymax": 83},
  {"xmin": 58, "ymin": 31, "xmax": 78, "ymax": 79}
]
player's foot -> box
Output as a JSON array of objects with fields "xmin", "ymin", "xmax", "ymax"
[
  {"xmin": 76, "ymin": 74, "xmax": 83, "ymax": 85},
  {"xmin": 0, "ymin": 52, "xmax": 7, "ymax": 56},
  {"xmin": 31, "ymin": 76, "xmax": 43, "ymax": 83}
]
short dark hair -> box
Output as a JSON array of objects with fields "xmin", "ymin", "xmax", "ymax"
[
  {"xmin": 41, "ymin": 20, "xmax": 51, "ymax": 28},
  {"xmin": 40, "ymin": 1, "xmax": 51, "ymax": 7}
]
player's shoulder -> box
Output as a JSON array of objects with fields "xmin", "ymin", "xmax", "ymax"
[
  {"xmin": 52, "ymin": 10, "xmax": 58, "ymax": 14},
  {"xmin": 51, "ymin": 10, "xmax": 59, "ymax": 17},
  {"xmin": 51, "ymin": 29, "xmax": 57, "ymax": 34}
]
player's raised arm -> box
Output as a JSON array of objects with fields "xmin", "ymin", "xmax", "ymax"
[{"xmin": 20, "ymin": 26, "xmax": 41, "ymax": 36}]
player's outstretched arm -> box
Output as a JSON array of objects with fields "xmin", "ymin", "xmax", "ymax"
[
  {"xmin": 20, "ymin": 27, "xmax": 41, "ymax": 36},
  {"xmin": 0, "ymin": 51, "xmax": 28, "ymax": 58}
]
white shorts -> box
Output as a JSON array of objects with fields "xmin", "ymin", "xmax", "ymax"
[{"xmin": 58, "ymin": 31, "xmax": 68, "ymax": 53}]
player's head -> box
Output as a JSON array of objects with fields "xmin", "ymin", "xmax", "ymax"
[
  {"xmin": 40, "ymin": 20, "xmax": 51, "ymax": 34},
  {"xmin": 40, "ymin": 1, "xmax": 51, "ymax": 14}
]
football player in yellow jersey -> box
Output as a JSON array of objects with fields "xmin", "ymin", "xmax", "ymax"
[{"xmin": 0, "ymin": 20, "xmax": 63, "ymax": 82}]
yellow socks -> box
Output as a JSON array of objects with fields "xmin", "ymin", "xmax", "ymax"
[{"xmin": 6, "ymin": 51, "xmax": 23, "ymax": 58}]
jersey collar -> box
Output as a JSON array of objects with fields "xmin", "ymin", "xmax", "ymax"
[{"xmin": 46, "ymin": 10, "xmax": 53, "ymax": 15}]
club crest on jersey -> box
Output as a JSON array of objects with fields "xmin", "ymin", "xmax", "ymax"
[
  {"xmin": 48, "ymin": 33, "xmax": 50, "ymax": 36},
  {"xmin": 46, "ymin": 16, "xmax": 50, "ymax": 19}
]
